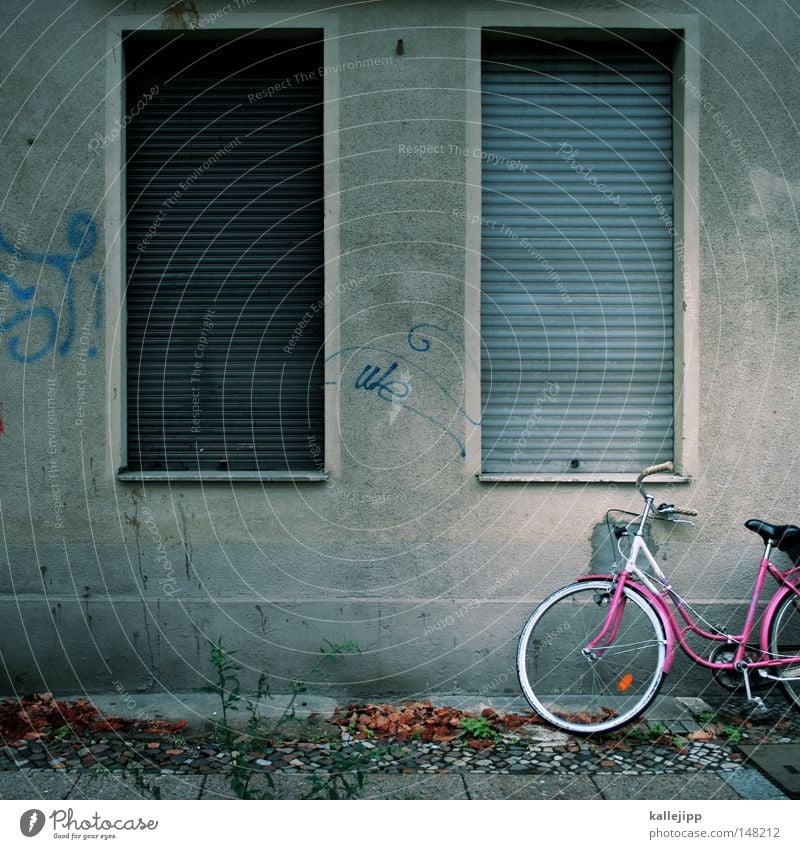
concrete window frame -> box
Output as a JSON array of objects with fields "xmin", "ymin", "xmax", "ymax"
[
  {"xmin": 462, "ymin": 13, "xmax": 700, "ymax": 485},
  {"xmin": 102, "ymin": 13, "xmax": 341, "ymax": 482}
]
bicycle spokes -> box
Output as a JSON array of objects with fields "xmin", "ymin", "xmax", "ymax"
[{"xmin": 517, "ymin": 580, "xmax": 667, "ymax": 734}]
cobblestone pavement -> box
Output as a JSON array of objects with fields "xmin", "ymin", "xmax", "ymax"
[{"xmin": 0, "ymin": 693, "xmax": 796, "ymax": 789}]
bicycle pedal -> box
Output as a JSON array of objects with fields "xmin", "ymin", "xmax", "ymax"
[{"xmin": 747, "ymin": 696, "xmax": 770, "ymax": 715}]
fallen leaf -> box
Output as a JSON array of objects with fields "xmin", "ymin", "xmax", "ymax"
[
  {"xmin": 432, "ymin": 731, "xmax": 459, "ymax": 743},
  {"xmin": 687, "ymin": 729, "xmax": 716, "ymax": 742}
]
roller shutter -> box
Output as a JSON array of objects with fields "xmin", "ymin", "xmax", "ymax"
[
  {"xmin": 481, "ymin": 40, "xmax": 674, "ymax": 475},
  {"xmin": 125, "ymin": 35, "xmax": 324, "ymax": 473}
]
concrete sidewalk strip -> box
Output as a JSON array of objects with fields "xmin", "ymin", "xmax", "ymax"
[
  {"xmin": 69, "ymin": 774, "xmax": 205, "ymax": 801},
  {"xmin": 593, "ymin": 772, "xmax": 740, "ymax": 800},
  {"xmin": 0, "ymin": 772, "xmax": 80, "ymax": 800},
  {"xmin": 63, "ymin": 692, "xmax": 341, "ymax": 735},
  {"xmin": 0, "ymin": 767, "xmax": 783, "ymax": 801},
  {"xmin": 465, "ymin": 774, "xmax": 601, "ymax": 800},
  {"xmin": 358, "ymin": 775, "xmax": 469, "ymax": 800},
  {"xmin": 199, "ymin": 774, "xmax": 472, "ymax": 801},
  {"xmin": 59, "ymin": 692, "xmax": 709, "ymax": 733},
  {"xmin": 200, "ymin": 774, "xmax": 276, "ymax": 800}
]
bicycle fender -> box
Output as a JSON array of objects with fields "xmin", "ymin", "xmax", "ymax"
[
  {"xmin": 575, "ymin": 574, "xmax": 676, "ymax": 673},
  {"xmin": 760, "ymin": 579, "xmax": 800, "ymax": 651}
]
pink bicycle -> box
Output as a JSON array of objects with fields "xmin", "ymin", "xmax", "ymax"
[{"xmin": 517, "ymin": 462, "xmax": 800, "ymax": 734}]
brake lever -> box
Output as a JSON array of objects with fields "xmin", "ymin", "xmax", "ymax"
[{"xmin": 656, "ymin": 504, "xmax": 696, "ymax": 526}]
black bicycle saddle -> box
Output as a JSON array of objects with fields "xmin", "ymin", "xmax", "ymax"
[{"xmin": 744, "ymin": 519, "xmax": 800, "ymax": 552}]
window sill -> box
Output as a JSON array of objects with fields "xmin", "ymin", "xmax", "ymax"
[
  {"xmin": 117, "ymin": 470, "xmax": 328, "ymax": 482},
  {"xmin": 478, "ymin": 473, "xmax": 691, "ymax": 484}
]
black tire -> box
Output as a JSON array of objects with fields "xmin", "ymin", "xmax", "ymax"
[
  {"xmin": 767, "ymin": 589, "xmax": 800, "ymax": 710},
  {"xmin": 517, "ymin": 579, "xmax": 667, "ymax": 734}
]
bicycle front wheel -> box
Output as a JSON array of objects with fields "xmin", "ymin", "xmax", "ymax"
[
  {"xmin": 517, "ymin": 579, "xmax": 667, "ymax": 734},
  {"xmin": 768, "ymin": 589, "xmax": 800, "ymax": 710}
]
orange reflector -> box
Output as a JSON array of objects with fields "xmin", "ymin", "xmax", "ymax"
[{"xmin": 618, "ymin": 673, "xmax": 634, "ymax": 692}]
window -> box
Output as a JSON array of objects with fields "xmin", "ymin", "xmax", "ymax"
[
  {"xmin": 480, "ymin": 36, "xmax": 675, "ymax": 476},
  {"xmin": 124, "ymin": 33, "xmax": 325, "ymax": 474}
]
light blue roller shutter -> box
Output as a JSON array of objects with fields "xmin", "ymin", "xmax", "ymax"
[{"xmin": 481, "ymin": 42, "xmax": 674, "ymax": 475}]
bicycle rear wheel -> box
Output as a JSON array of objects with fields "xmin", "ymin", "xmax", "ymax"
[
  {"xmin": 767, "ymin": 589, "xmax": 800, "ymax": 709},
  {"xmin": 517, "ymin": 579, "xmax": 667, "ymax": 734}
]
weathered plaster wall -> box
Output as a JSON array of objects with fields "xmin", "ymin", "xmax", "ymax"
[{"xmin": 1, "ymin": 0, "xmax": 799, "ymax": 699}]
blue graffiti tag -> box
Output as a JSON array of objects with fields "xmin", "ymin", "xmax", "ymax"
[
  {"xmin": 0, "ymin": 211, "xmax": 102, "ymax": 363},
  {"xmin": 354, "ymin": 361, "xmax": 411, "ymax": 401},
  {"xmin": 326, "ymin": 324, "xmax": 480, "ymax": 458}
]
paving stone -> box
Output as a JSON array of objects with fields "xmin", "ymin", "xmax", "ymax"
[
  {"xmin": 594, "ymin": 772, "xmax": 740, "ymax": 799},
  {"xmin": 352, "ymin": 774, "xmax": 461, "ymax": 801},
  {"xmin": 200, "ymin": 774, "xmax": 277, "ymax": 799},
  {"xmin": 69, "ymin": 773, "xmax": 204, "ymax": 800},
  {"xmin": 466, "ymin": 774, "xmax": 602, "ymax": 800},
  {"xmin": 723, "ymin": 766, "xmax": 789, "ymax": 800},
  {"xmin": 0, "ymin": 771, "xmax": 79, "ymax": 799}
]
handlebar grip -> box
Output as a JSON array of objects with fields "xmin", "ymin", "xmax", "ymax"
[
  {"xmin": 672, "ymin": 506, "xmax": 698, "ymax": 516},
  {"xmin": 639, "ymin": 461, "xmax": 674, "ymax": 479}
]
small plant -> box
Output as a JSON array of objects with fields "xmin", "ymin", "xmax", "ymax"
[
  {"xmin": 624, "ymin": 723, "xmax": 651, "ymax": 741},
  {"xmin": 722, "ymin": 725, "xmax": 744, "ymax": 744},
  {"xmin": 207, "ymin": 636, "xmax": 368, "ymax": 800},
  {"xmin": 698, "ymin": 711, "xmax": 716, "ymax": 724},
  {"xmin": 459, "ymin": 715, "xmax": 501, "ymax": 743},
  {"xmin": 83, "ymin": 764, "xmax": 112, "ymax": 786},
  {"xmin": 302, "ymin": 744, "xmax": 368, "ymax": 800},
  {"xmin": 125, "ymin": 763, "xmax": 163, "ymax": 800},
  {"xmin": 208, "ymin": 637, "xmax": 243, "ymax": 750},
  {"xmin": 648, "ymin": 721, "xmax": 667, "ymax": 738},
  {"xmin": 85, "ymin": 763, "xmax": 162, "ymax": 800},
  {"xmin": 54, "ymin": 725, "xmax": 71, "ymax": 741}
]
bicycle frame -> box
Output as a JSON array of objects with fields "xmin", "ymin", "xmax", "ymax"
[{"xmin": 582, "ymin": 491, "xmax": 800, "ymax": 679}]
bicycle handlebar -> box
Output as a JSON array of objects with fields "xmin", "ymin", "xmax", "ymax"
[
  {"xmin": 637, "ymin": 461, "xmax": 674, "ymax": 481},
  {"xmin": 635, "ymin": 461, "xmax": 697, "ymax": 519}
]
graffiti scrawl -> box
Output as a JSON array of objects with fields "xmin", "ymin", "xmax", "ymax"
[
  {"xmin": 326, "ymin": 323, "xmax": 480, "ymax": 458},
  {"xmin": 0, "ymin": 211, "xmax": 102, "ymax": 364}
]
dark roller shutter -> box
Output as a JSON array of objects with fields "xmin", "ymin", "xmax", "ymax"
[
  {"xmin": 125, "ymin": 34, "xmax": 324, "ymax": 473},
  {"xmin": 481, "ymin": 40, "xmax": 674, "ymax": 475}
]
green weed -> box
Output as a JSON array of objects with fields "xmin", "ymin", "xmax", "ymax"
[
  {"xmin": 459, "ymin": 715, "xmax": 501, "ymax": 743},
  {"xmin": 722, "ymin": 725, "xmax": 743, "ymax": 744},
  {"xmin": 207, "ymin": 637, "xmax": 371, "ymax": 800}
]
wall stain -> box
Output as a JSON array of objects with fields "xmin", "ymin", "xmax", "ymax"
[
  {"xmin": 161, "ymin": 1, "xmax": 199, "ymax": 29},
  {"xmin": 179, "ymin": 506, "xmax": 193, "ymax": 582},
  {"xmin": 255, "ymin": 604, "xmax": 268, "ymax": 635},
  {"xmin": 127, "ymin": 504, "xmax": 147, "ymax": 592}
]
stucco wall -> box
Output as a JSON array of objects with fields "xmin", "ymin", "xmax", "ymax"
[{"xmin": 1, "ymin": 0, "xmax": 799, "ymax": 700}]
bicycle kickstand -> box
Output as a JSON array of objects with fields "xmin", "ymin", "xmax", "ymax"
[{"xmin": 740, "ymin": 665, "xmax": 769, "ymax": 715}]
